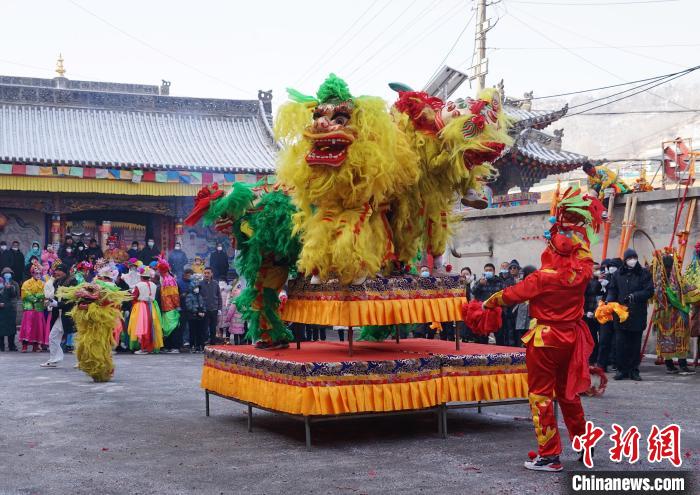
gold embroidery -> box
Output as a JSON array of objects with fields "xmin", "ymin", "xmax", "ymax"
[{"xmin": 529, "ymin": 392, "xmax": 557, "ymax": 446}]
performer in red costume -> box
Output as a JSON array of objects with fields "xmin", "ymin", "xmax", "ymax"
[{"xmin": 483, "ymin": 186, "xmax": 603, "ymax": 472}]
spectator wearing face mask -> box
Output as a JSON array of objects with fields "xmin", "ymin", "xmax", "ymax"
[
  {"xmin": 0, "ymin": 267, "xmax": 19, "ymax": 351},
  {"xmin": 606, "ymin": 248, "xmax": 654, "ymax": 381},
  {"xmin": 185, "ymin": 283, "xmax": 207, "ymax": 352},
  {"xmin": 25, "ymin": 241, "xmax": 42, "ymax": 269},
  {"xmin": 58, "ymin": 236, "xmax": 75, "ymax": 260},
  {"xmin": 209, "ymin": 242, "xmax": 230, "ymax": 281},
  {"xmin": 0, "ymin": 241, "xmax": 11, "ymax": 273},
  {"xmin": 138, "ymin": 239, "xmax": 160, "ymax": 264},
  {"xmin": 61, "ymin": 244, "xmax": 77, "ymax": 269},
  {"xmin": 127, "ymin": 241, "xmax": 140, "ymax": 261},
  {"xmin": 7, "ymin": 241, "xmax": 24, "ymax": 282},
  {"xmin": 167, "ymin": 242, "xmax": 188, "ymax": 279},
  {"xmin": 471, "ymin": 263, "xmax": 506, "ymax": 343},
  {"xmin": 74, "ymin": 241, "xmax": 87, "ymax": 262}
]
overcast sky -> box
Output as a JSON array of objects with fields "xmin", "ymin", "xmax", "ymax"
[{"xmin": 2, "ymin": 0, "xmax": 698, "ymax": 112}]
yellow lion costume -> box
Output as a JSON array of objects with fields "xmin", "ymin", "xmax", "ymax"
[
  {"xmin": 57, "ymin": 283, "xmax": 130, "ymax": 382},
  {"xmin": 276, "ymin": 74, "xmax": 421, "ymax": 284},
  {"xmin": 276, "ymin": 74, "xmax": 511, "ymax": 285},
  {"xmin": 392, "ymin": 88, "xmax": 512, "ymax": 265}
]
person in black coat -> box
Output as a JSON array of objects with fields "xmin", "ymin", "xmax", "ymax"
[
  {"xmin": 8, "ymin": 241, "xmax": 25, "ymax": 282},
  {"xmin": 127, "ymin": 241, "xmax": 140, "ymax": 261},
  {"xmin": 0, "ymin": 241, "xmax": 10, "ymax": 273},
  {"xmin": 471, "ymin": 263, "xmax": 506, "ymax": 344},
  {"xmin": 209, "ymin": 242, "xmax": 230, "ymax": 281},
  {"xmin": 138, "ymin": 239, "xmax": 160, "ymax": 264},
  {"xmin": 84, "ymin": 238, "xmax": 103, "ymax": 264},
  {"xmin": 606, "ymin": 248, "xmax": 654, "ymax": 381},
  {"xmin": 584, "ymin": 262, "xmax": 603, "ymax": 364}
]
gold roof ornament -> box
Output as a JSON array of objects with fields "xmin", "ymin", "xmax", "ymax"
[{"xmin": 55, "ymin": 54, "xmax": 66, "ymax": 77}]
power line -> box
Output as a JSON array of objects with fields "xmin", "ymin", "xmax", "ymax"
[
  {"xmin": 564, "ymin": 68, "xmax": 700, "ymax": 117},
  {"xmin": 294, "ymin": 0, "xmax": 383, "ymax": 86},
  {"xmin": 507, "ymin": 5, "xmax": 694, "ymax": 110},
  {"xmin": 566, "ymin": 66, "xmax": 700, "ymax": 110},
  {"xmin": 488, "ymin": 43, "xmax": 700, "ymax": 50},
  {"xmin": 509, "ymin": 67, "xmax": 688, "ymax": 101},
  {"xmin": 353, "ymin": 0, "xmax": 463, "ymax": 87},
  {"xmin": 507, "ymin": 0, "xmax": 679, "ymax": 4},
  {"xmin": 424, "ymin": 10, "xmax": 477, "ymax": 85},
  {"xmin": 340, "ymin": 0, "xmax": 424, "ymax": 78},
  {"xmin": 568, "ymin": 109, "xmax": 700, "ymax": 115},
  {"xmin": 66, "ymin": 0, "xmax": 254, "ymax": 97}
]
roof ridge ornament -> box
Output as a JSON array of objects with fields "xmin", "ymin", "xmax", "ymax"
[{"xmin": 56, "ymin": 54, "xmax": 66, "ymax": 78}]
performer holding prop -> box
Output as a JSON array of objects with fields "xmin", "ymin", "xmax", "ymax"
[{"xmin": 482, "ymin": 186, "xmax": 603, "ymax": 472}]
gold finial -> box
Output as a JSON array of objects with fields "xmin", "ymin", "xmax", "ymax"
[{"xmin": 55, "ymin": 54, "xmax": 66, "ymax": 77}]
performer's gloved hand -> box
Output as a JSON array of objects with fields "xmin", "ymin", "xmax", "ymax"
[{"xmin": 586, "ymin": 311, "xmax": 594, "ymax": 318}]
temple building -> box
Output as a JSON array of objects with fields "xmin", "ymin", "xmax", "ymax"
[
  {"xmin": 0, "ymin": 59, "xmax": 276, "ymax": 258},
  {"xmin": 488, "ymin": 88, "xmax": 590, "ymax": 207}
]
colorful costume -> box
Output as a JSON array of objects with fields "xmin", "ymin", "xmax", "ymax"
[
  {"xmin": 391, "ymin": 90, "xmax": 511, "ymax": 260},
  {"xmin": 584, "ymin": 164, "xmax": 629, "ymax": 199},
  {"xmin": 483, "ymin": 186, "xmax": 603, "ymax": 469},
  {"xmin": 19, "ymin": 272, "xmax": 47, "ymax": 350},
  {"xmin": 57, "ymin": 283, "xmax": 130, "ymax": 381},
  {"xmin": 155, "ymin": 258, "xmax": 180, "ymax": 338},
  {"xmin": 651, "ymin": 249, "xmax": 690, "ymax": 360},
  {"xmin": 127, "ymin": 269, "xmax": 164, "ymax": 352},
  {"xmin": 185, "ymin": 182, "xmax": 300, "ymax": 347}
]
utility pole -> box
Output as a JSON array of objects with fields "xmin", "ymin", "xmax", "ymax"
[{"xmin": 469, "ymin": 0, "xmax": 490, "ymax": 92}]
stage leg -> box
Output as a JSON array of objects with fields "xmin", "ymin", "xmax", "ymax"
[
  {"xmin": 247, "ymin": 403, "xmax": 253, "ymax": 432},
  {"xmin": 304, "ymin": 416, "xmax": 312, "ymax": 450},
  {"xmin": 477, "ymin": 402, "xmax": 482, "ymax": 414},
  {"xmin": 348, "ymin": 327, "xmax": 354, "ymax": 357},
  {"xmin": 455, "ymin": 325, "xmax": 460, "ymax": 351},
  {"xmin": 442, "ymin": 407, "xmax": 448, "ymax": 438},
  {"xmin": 395, "ymin": 325, "xmax": 400, "ymax": 344},
  {"xmin": 205, "ymin": 390, "xmax": 210, "ymax": 417}
]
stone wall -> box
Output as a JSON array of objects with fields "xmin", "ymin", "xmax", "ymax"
[{"xmin": 448, "ymin": 187, "xmax": 700, "ymax": 272}]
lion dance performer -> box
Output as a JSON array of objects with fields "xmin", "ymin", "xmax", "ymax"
[
  {"xmin": 56, "ymin": 282, "xmax": 129, "ymax": 382},
  {"xmin": 184, "ymin": 182, "xmax": 301, "ymax": 349},
  {"xmin": 482, "ymin": 186, "xmax": 603, "ymax": 471},
  {"xmin": 391, "ymin": 88, "xmax": 511, "ymax": 268}
]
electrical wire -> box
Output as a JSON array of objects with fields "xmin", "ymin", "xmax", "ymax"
[
  {"xmin": 488, "ymin": 43, "xmax": 700, "ymax": 50},
  {"xmin": 572, "ymin": 109, "xmax": 700, "ymax": 115},
  {"xmin": 294, "ymin": 0, "xmax": 385, "ymax": 86},
  {"xmin": 508, "ymin": 0, "xmax": 679, "ymax": 4},
  {"xmin": 423, "ymin": 10, "xmax": 477, "ymax": 86},
  {"xmin": 507, "ymin": 4, "xmax": 693, "ymax": 109},
  {"xmin": 508, "ymin": 67, "xmax": 691, "ymax": 102},
  {"xmin": 340, "ymin": 0, "xmax": 425, "ymax": 78},
  {"xmin": 565, "ymin": 66, "xmax": 700, "ymax": 110},
  {"xmin": 563, "ymin": 68, "xmax": 699, "ymax": 117},
  {"xmin": 66, "ymin": 0, "xmax": 254, "ymax": 97},
  {"xmin": 352, "ymin": 0, "xmax": 464, "ymax": 87}
]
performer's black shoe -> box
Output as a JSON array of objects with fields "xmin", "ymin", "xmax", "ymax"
[
  {"xmin": 630, "ymin": 370, "xmax": 642, "ymax": 381},
  {"xmin": 524, "ymin": 455, "xmax": 563, "ymax": 472},
  {"xmin": 613, "ymin": 371, "xmax": 628, "ymax": 380},
  {"xmin": 665, "ymin": 364, "xmax": 679, "ymax": 374},
  {"xmin": 679, "ymin": 366, "xmax": 695, "ymax": 375}
]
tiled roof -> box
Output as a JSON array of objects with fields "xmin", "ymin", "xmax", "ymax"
[
  {"xmin": 506, "ymin": 128, "xmax": 588, "ymax": 169},
  {"xmin": 504, "ymin": 104, "xmax": 568, "ymax": 133},
  {"xmin": 0, "ymin": 77, "xmax": 277, "ymax": 173}
]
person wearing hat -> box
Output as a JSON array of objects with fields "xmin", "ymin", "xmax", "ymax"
[
  {"xmin": 84, "ymin": 238, "xmax": 103, "ymax": 265},
  {"xmin": 0, "ymin": 267, "xmax": 20, "ymax": 351},
  {"xmin": 605, "ymin": 248, "xmax": 654, "ymax": 381},
  {"xmin": 19, "ymin": 264, "xmax": 47, "ymax": 352},
  {"xmin": 40, "ymin": 263, "xmax": 78, "ymax": 367},
  {"xmin": 127, "ymin": 267, "xmax": 164, "ymax": 354}
]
